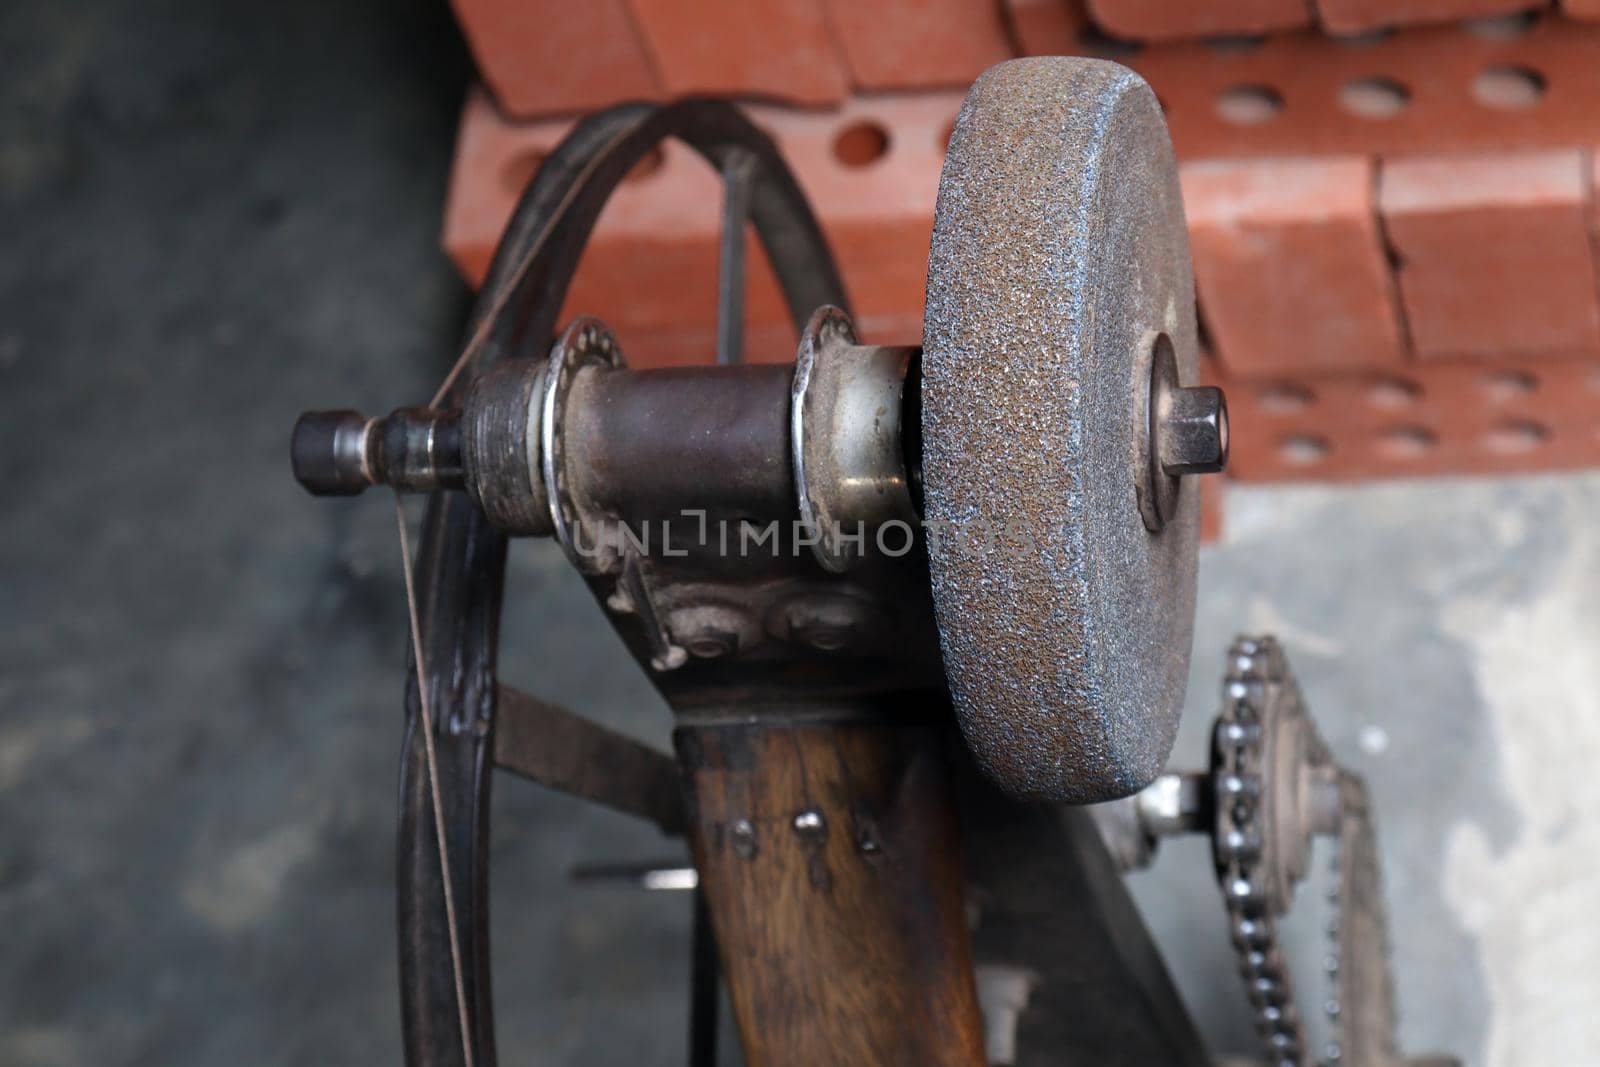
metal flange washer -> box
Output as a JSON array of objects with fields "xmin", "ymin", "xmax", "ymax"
[
  {"xmin": 791, "ymin": 305, "xmax": 919, "ymax": 573},
  {"xmin": 543, "ymin": 317, "xmax": 625, "ymax": 573},
  {"xmin": 921, "ymin": 57, "xmax": 1215, "ymax": 802}
]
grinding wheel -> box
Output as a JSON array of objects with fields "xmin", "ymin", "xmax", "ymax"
[{"xmin": 922, "ymin": 57, "xmax": 1201, "ymax": 803}]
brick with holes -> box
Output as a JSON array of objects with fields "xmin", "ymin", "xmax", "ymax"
[
  {"xmin": 1181, "ymin": 156, "xmax": 1406, "ymax": 380},
  {"xmin": 1217, "ymin": 357, "xmax": 1600, "ymax": 482},
  {"xmin": 1120, "ymin": 18, "xmax": 1600, "ymax": 161},
  {"xmin": 821, "ymin": 0, "xmax": 1013, "ymax": 90},
  {"xmin": 1085, "ymin": 0, "xmax": 1310, "ymax": 41},
  {"xmin": 627, "ymin": 0, "xmax": 849, "ymax": 105},
  {"xmin": 1315, "ymin": 0, "xmax": 1546, "ymax": 35},
  {"xmin": 1380, "ymin": 148, "xmax": 1600, "ymax": 361}
]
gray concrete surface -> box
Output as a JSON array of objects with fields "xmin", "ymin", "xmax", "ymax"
[
  {"xmin": 1, "ymin": 1, "xmax": 686, "ymax": 1062},
  {"xmin": 4, "ymin": 1, "xmax": 1597, "ymax": 1065}
]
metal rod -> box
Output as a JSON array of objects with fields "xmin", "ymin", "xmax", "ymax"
[
  {"xmin": 716, "ymin": 150, "xmax": 756, "ymax": 367},
  {"xmin": 570, "ymin": 364, "xmax": 796, "ymax": 525},
  {"xmin": 492, "ymin": 684, "xmax": 686, "ymax": 834}
]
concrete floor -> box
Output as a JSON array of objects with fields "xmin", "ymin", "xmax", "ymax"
[{"xmin": 4, "ymin": 1, "xmax": 1598, "ymax": 1064}]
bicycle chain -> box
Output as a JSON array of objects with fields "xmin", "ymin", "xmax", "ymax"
[
  {"xmin": 1326, "ymin": 771, "xmax": 1399, "ymax": 1067},
  {"xmin": 1212, "ymin": 636, "xmax": 1400, "ymax": 1067}
]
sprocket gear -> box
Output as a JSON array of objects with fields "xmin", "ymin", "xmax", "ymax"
[
  {"xmin": 1082, "ymin": 648, "xmax": 1461, "ymax": 1066},
  {"xmin": 1208, "ymin": 636, "xmax": 1428, "ymax": 1067}
]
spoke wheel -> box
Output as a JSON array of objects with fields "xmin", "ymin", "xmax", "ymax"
[{"xmin": 398, "ymin": 99, "xmax": 846, "ymax": 1067}]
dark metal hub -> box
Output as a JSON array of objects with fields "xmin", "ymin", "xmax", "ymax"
[
  {"xmin": 291, "ymin": 308, "xmax": 925, "ymax": 569},
  {"xmin": 1138, "ymin": 331, "xmax": 1229, "ymax": 533}
]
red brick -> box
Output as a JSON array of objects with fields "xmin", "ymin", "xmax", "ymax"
[
  {"xmin": 820, "ymin": 0, "xmax": 1013, "ymax": 90},
  {"xmin": 1004, "ymin": 0, "xmax": 1090, "ymax": 54},
  {"xmin": 1379, "ymin": 149, "xmax": 1600, "ymax": 360},
  {"xmin": 1181, "ymin": 157, "xmax": 1406, "ymax": 379},
  {"xmin": 449, "ymin": 0, "xmax": 659, "ymax": 117},
  {"xmin": 1086, "ymin": 0, "xmax": 1310, "ymax": 41},
  {"xmin": 1199, "ymin": 475, "xmax": 1225, "ymax": 543},
  {"xmin": 442, "ymin": 88, "xmax": 957, "ymax": 368},
  {"xmin": 1217, "ymin": 357, "xmax": 1600, "ymax": 482},
  {"xmin": 1122, "ymin": 16, "xmax": 1600, "ymax": 161},
  {"xmin": 1316, "ymin": 0, "xmax": 1544, "ymax": 35},
  {"xmin": 761, "ymin": 93, "xmax": 956, "ymax": 346},
  {"xmin": 627, "ymin": 0, "xmax": 849, "ymax": 106}
]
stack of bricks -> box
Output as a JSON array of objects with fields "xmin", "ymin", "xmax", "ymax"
[{"xmin": 442, "ymin": 0, "xmax": 1600, "ymax": 508}]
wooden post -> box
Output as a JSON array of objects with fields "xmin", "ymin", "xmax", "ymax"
[{"xmin": 675, "ymin": 718, "xmax": 987, "ymax": 1067}]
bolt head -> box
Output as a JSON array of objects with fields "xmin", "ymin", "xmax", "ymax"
[{"xmin": 1159, "ymin": 385, "xmax": 1229, "ymax": 476}]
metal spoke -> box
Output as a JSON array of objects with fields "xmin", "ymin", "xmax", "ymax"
[
  {"xmin": 492, "ymin": 684, "xmax": 685, "ymax": 834},
  {"xmin": 716, "ymin": 149, "xmax": 757, "ymax": 366}
]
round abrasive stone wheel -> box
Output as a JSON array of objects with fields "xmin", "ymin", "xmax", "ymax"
[{"xmin": 922, "ymin": 57, "xmax": 1201, "ymax": 803}]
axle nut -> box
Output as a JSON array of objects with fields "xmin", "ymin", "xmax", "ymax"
[
  {"xmin": 1137, "ymin": 331, "xmax": 1229, "ymax": 533},
  {"xmin": 291, "ymin": 410, "xmax": 372, "ymax": 496},
  {"xmin": 1159, "ymin": 385, "xmax": 1229, "ymax": 476}
]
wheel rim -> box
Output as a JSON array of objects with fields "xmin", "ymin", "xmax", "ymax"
[{"xmin": 398, "ymin": 98, "xmax": 847, "ymax": 1067}]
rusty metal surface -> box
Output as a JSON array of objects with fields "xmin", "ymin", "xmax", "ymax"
[
  {"xmin": 1209, "ymin": 637, "xmax": 1331, "ymax": 1062},
  {"xmin": 921, "ymin": 57, "xmax": 1202, "ymax": 803},
  {"xmin": 1089, "ymin": 636, "xmax": 1446, "ymax": 1065},
  {"xmin": 462, "ymin": 358, "xmax": 552, "ymax": 536},
  {"xmin": 491, "ymin": 685, "xmax": 684, "ymax": 835},
  {"xmin": 573, "ymin": 362, "xmax": 796, "ymax": 527},
  {"xmin": 543, "ymin": 318, "xmax": 627, "ymax": 574},
  {"xmin": 791, "ymin": 306, "xmax": 919, "ymax": 573},
  {"xmin": 291, "ymin": 407, "xmax": 466, "ymax": 497}
]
